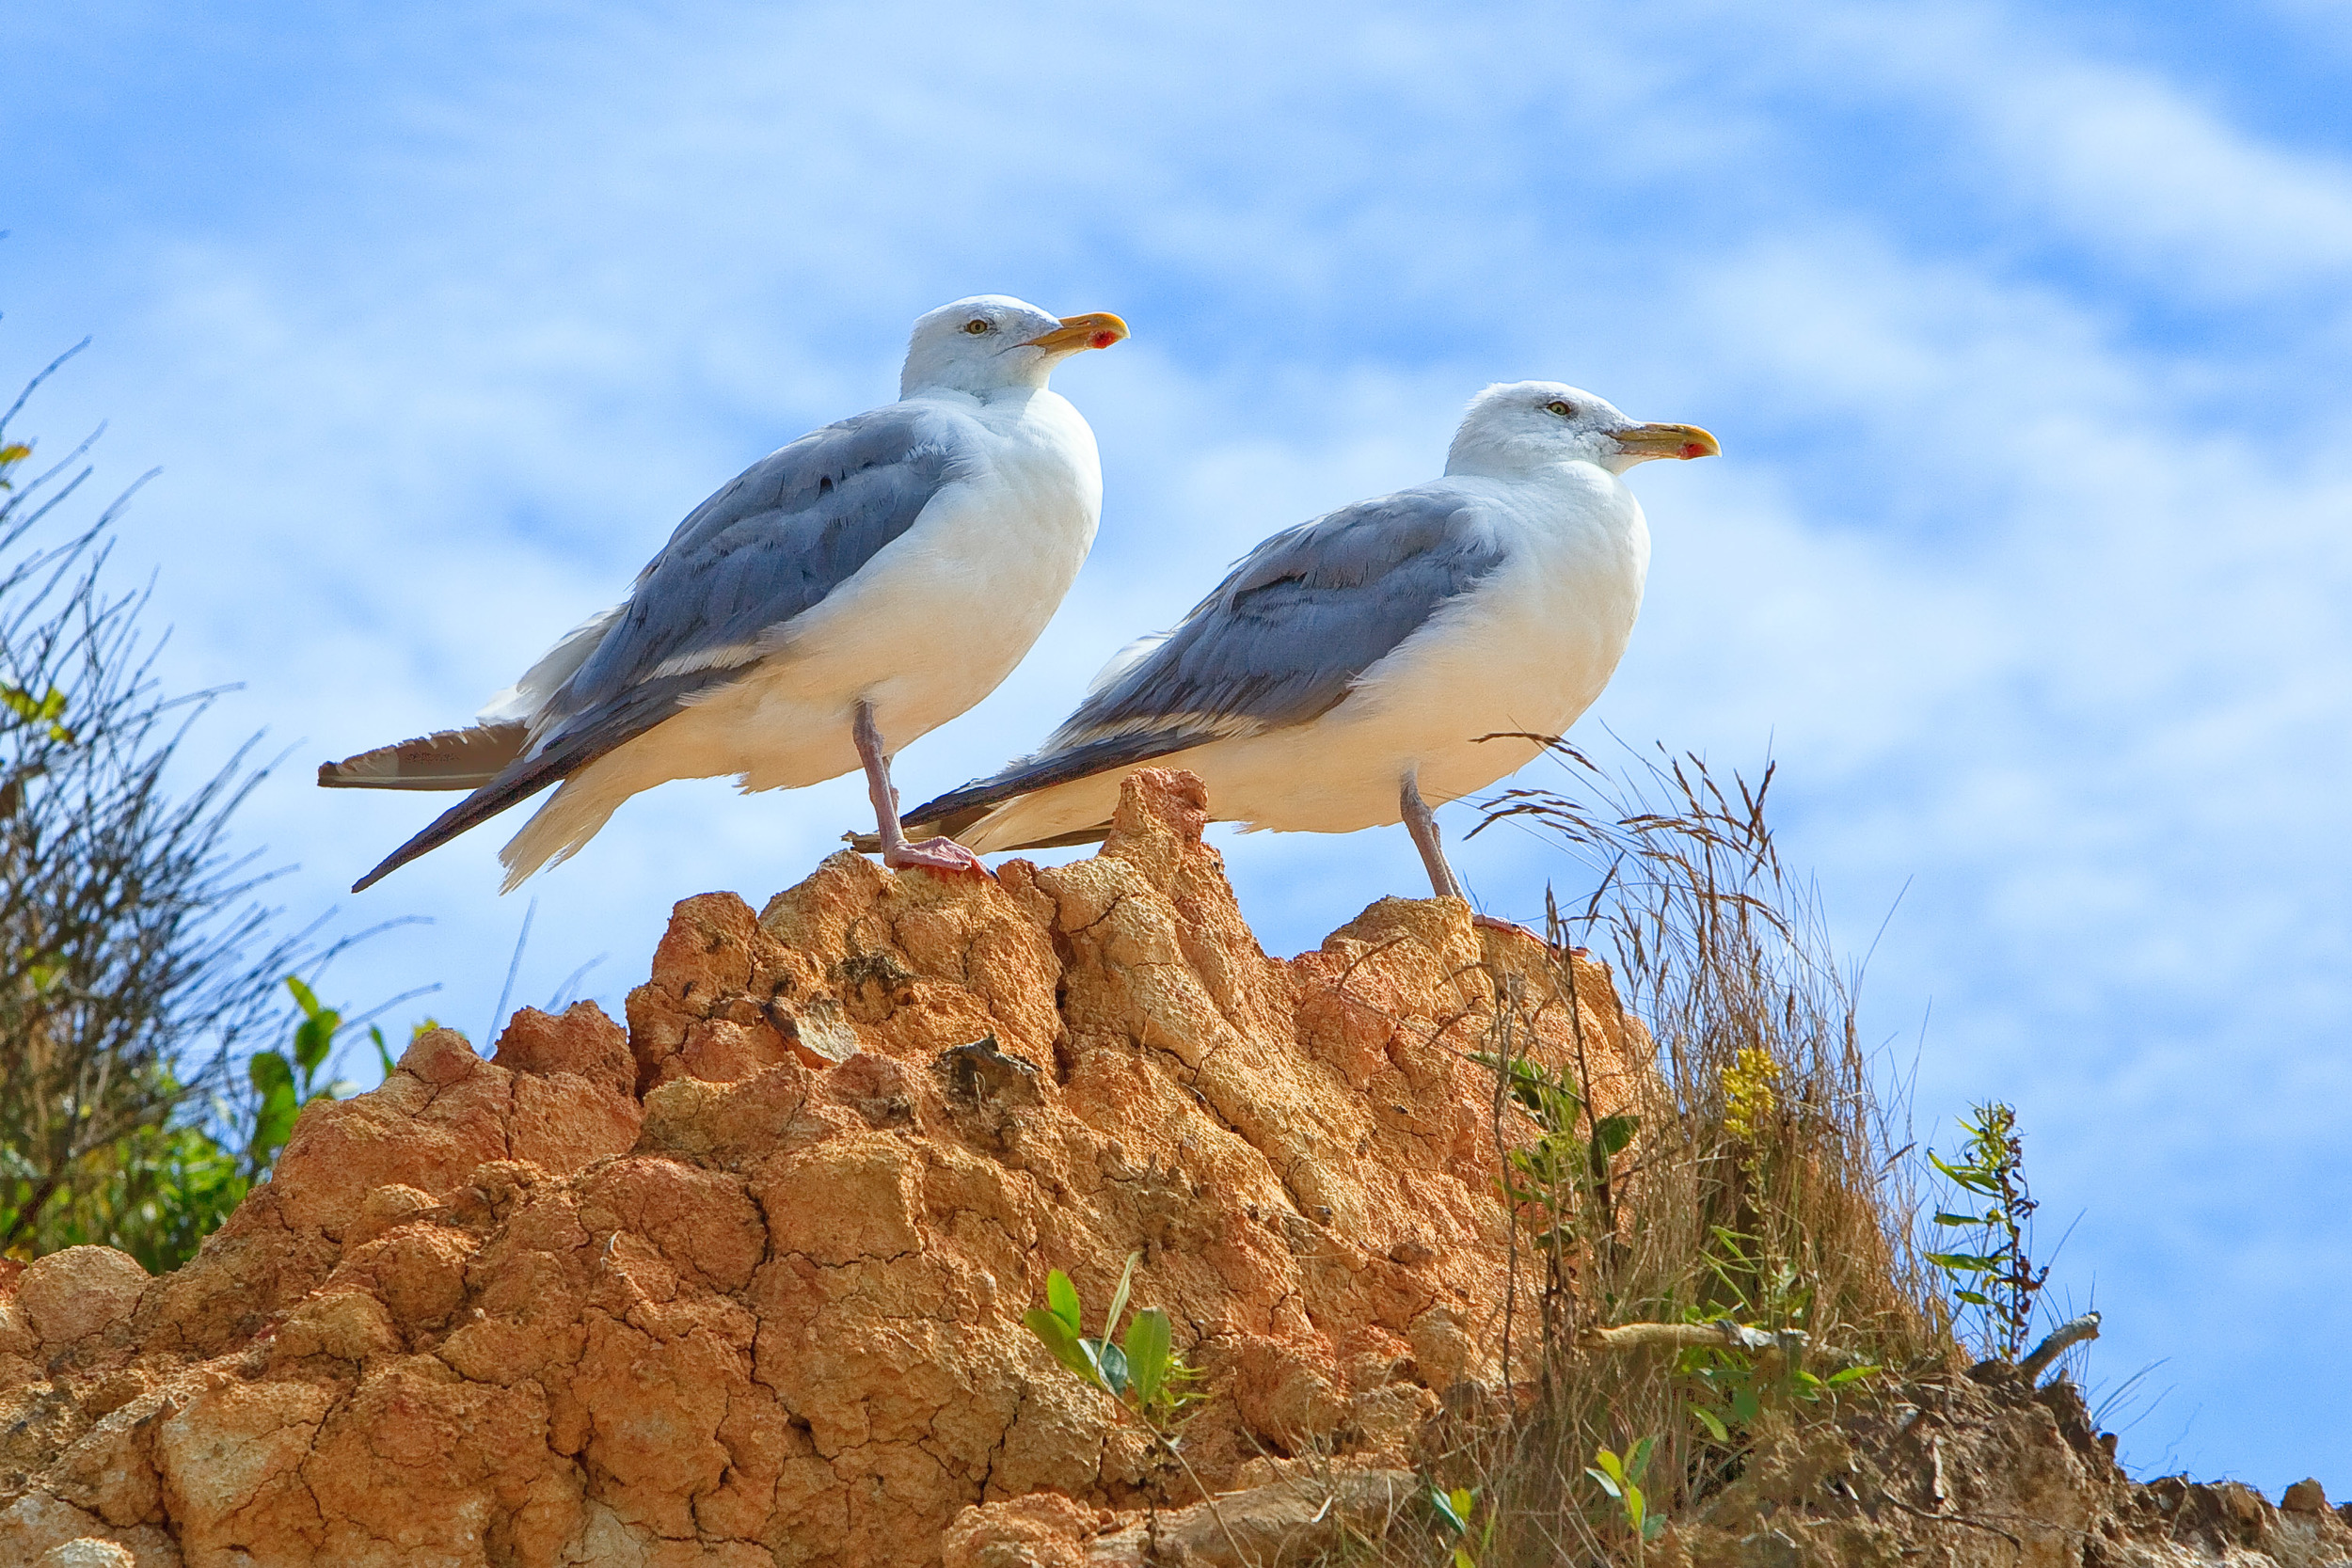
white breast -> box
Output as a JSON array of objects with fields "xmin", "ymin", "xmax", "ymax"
[{"xmin": 1351, "ymin": 467, "xmax": 1649, "ymax": 804}]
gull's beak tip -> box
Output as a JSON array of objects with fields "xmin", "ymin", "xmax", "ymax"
[
  {"xmin": 1024, "ymin": 311, "xmax": 1130, "ymax": 353},
  {"xmin": 1616, "ymin": 422, "xmax": 1722, "ymax": 462}
]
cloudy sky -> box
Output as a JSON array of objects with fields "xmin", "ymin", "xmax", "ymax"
[{"xmin": 9, "ymin": 0, "xmax": 2351, "ymax": 1493}]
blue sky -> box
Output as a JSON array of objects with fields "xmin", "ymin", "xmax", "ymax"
[{"xmin": 9, "ymin": 0, "xmax": 2352, "ymax": 1494}]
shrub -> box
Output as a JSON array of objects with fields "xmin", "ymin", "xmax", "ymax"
[
  {"xmin": 0, "ymin": 340, "xmax": 306, "ymax": 1265},
  {"xmin": 1427, "ymin": 741, "xmax": 1951, "ymax": 1562}
]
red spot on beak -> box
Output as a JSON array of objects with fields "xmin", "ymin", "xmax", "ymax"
[
  {"xmin": 1681, "ymin": 442, "xmax": 1707, "ymax": 460},
  {"xmin": 1090, "ymin": 330, "xmax": 1120, "ymax": 350}
]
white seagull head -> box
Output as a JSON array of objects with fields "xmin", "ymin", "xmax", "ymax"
[
  {"xmin": 1445, "ymin": 380, "xmax": 1721, "ymax": 481},
  {"xmin": 899, "ymin": 294, "xmax": 1130, "ymax": 399}
]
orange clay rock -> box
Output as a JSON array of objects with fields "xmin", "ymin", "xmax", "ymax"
[{"xmin": 0, "ymin": 769, "xmax": 1645, "ymax": 1568}]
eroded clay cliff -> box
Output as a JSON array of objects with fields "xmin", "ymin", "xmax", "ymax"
[{"xmin": 0, "ymin": 769, "xmax": 1650, "ymax": 1568}]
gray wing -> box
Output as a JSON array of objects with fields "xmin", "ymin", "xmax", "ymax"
[
  {"xmin": 543, "ymin": 404, "xmax": 971, "ymax": 727},
  {"xmin": 350, "ymin": 404, "xmax": 968, "ymax": 891},
  {"xmin": 899, "ymin": 485, "xmax": 1508, "ymax": 837}
]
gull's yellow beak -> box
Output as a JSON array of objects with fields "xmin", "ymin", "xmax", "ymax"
[
  {"xmin": 1613, "ymin": 422, "xmax": 1721, "ymax": 462},
  {"xmin": 1021, "ymin": 311, "xmax": 1131, "ymax": 354}
]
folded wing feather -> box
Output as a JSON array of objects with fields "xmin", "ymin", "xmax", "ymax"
[{"xmin": 891, "ymin": 484, "xmax": 1509, "ymax": 847}]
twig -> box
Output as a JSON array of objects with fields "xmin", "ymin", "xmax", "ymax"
[
  {"xmin": 2017, "ymin": 1311, "xmax": 2101, "ymax": 1384},
  {"xmin": 1579, "ymin": 1320, "xmax": 1809, "ymax": 1358},
  {"xmin": 486, "ymin": 896, "xmax": 537, "ymax": 1046},
  {"xmin": 1876, "ymin": 1497, "xmax": 2026, "ymax": 1560}
]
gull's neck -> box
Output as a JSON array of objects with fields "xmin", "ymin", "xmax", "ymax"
[
  {"xmin": 1444, "ymin": 452, "xmax": 1610, "ymax": 488},
  {"xmin": 900, "ymin": 379, "xmax": 1055, "ymax": 412},
  {"xmin": 898, "ymin": 355, "xmax": 1055, "ymax": 400}
]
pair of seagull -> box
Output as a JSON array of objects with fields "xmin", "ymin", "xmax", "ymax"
[{"xmin": 324, "ymin": 294, "xmax": 1718, "ymax": 911}]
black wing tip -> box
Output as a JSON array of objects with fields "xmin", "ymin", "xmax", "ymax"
[{"xmin": 349, "ymin": 847, "xmax": 409, "ymax": 894}]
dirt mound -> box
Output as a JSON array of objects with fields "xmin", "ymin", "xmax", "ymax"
[
  {"xmin": 0, "ymin": 769, "xmax": 1647, "ymax": 1568},
  {"xmin": 1658, "ymin": 1366, "xmax": 2352, "ymax": 1568}
]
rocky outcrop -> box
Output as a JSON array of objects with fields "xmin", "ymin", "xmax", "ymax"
[
  {"xmin": 0, "ymin": 769, "xmax": 1646, "ymax": 1568},
  {"xmin": 1663, "ymin": 1368, "xmax": 2352, "ymax": 1568}
]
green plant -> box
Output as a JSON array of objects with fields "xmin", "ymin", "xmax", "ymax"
[
  {"xmin": 1429, "ymin": 1483, "xmax": 1493, "ymax": 1568},
  {"xmin": 1676, "ymin": 1329, "xmax": 1878, "ymax": 1444},
  {"xmin": 1, "ymin": 340, "xmax": 306, "ymax": 1259},
  {"xmin": 242, "ymin": 977, "xmax": 358, "ymax": 1178},
  {"xmin": 1021, "ymin": 1251, "xmax": 1199, "ymax": 1432},
  {"xmin": 1472, "ymin": 1046, "xmax": 1639, "ymax": 1357},
  {"xmin": 0, "ymin": 681, "xmax": 72, "ymax": 742},
  {"xmin": 1022, "ymin": 1253, "xmax": 1237, "ymax": 1555},
  {"xmin": 1476, "ymin": 1052, "xmax": 1640, "ymax": 1234},
  {"xmin": 10, "ymin": 1107, "xmax": 246, "ymax": 1274},
  {"xmin": 1416, "ymin": 744, "xmax": 1944, "ymax": 1562},
  {"xmin": 1586, "ymin": 1438, "xmax": 1665, "ymax": 1557},
  {"xmin": 1926, "ymin": 1101, "xmax": 2047, "ymax": 1361}
]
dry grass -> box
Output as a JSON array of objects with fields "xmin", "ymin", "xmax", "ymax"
[{"xmin": 1350, "ymin": 741, "xmax": 1957, "ymax": 1566}]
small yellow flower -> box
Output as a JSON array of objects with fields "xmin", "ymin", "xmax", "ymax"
[{"xmin": 1722, "ymin": 1048, "xmax": 1780, "ymax": 1144}]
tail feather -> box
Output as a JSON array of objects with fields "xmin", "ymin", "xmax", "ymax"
[
  {"xmin": 348, "ymin": 673, "xmax": 708, "ymax": 892},
  {"xmin": 319, "ymin": 723, "xmax": 530, "ymax": 791},
  {"xmin": 843, "ymin": 814, "xmax": 1112, "ymax": 856},
  {"xmin": 892, "ymin": 726, "xmax": 1218, "ymax": 844}
]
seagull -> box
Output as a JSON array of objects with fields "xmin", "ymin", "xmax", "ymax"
[
  {"xmin": 322, "ymin": 294, "xmax": 1128, "ymax": 893},
  {"xmin": 886, "ymin": 381, "xmax": 1716, "ymax": 904}
]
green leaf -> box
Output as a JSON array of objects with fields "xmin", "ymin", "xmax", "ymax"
[
  {"xmin": 1643, "ymin": 1515, "xmax": 1667, "ymax": 1543},
  {"xmin": 1826, "ymin": 1365, "xmax": 1880, "ymax": 1386},
  {"xmin": 1928, "ymin": 1153, "xmax": 1997, "ymax": 1191},
  {"xmin": 1932, "ymin": 1211, "xmax": 1988, "ymax": 1227},
  {"xmin": 1454, "ymin": 1549, "xmax": 1476, "ymax": 1568},
  {"xmin": 1430, "ymin": 1486, "xmax": 1469, "ymax": 1534},
  {"xmin": 370, "ymin": 1025, "xmax": 396, "ymax": 1079},
  {"xmin": 1730, "ymin": 1386, "xmax": 1761, "ymax": 1425},
  {"xmin": 1104, "ymin": 1250, "xmax": 1138, "ymax": 1339},
  {"xmin": 1690, "ymin": 1404, "xmax": 1729, "ymax": 1443},
  {"xmin": 1626, "ymin": 1435, "xmax": 1656, "ymax": 1487},
  {"xmin": 1123, "ymin": 1307, "xmax": 1171, "ymax": 1410},
  {"xmin": 1954, "ymin": 1290, "xmax": 1992, "ymax": 1307},
  {"xmin": 1095, "ymin": 1338, "xmax": 1130, "ymax": 1397},
  {"xmin": 1022, "ymin": 1307, "xmax": 1103, "ymax": 1389},
  {"xmin": 1925, "ymin": 1252, "xmax": 2003, "ymax": 1271},
  {"xmin": 294, "ymin": 1010, "xmax": 337, "ymax": 1075},
  {"xmin": 1584, "ymin": 1466, "xmax": 1623, "ymax": 1500},
  {"xmin": 1046, "ymin": 1270, "xmax": 1083, "ymax": 1337},
  {"xmin": 248, "ymin": 1078, "xmax": 298, "ymax": 1164},
  {"xmin": 1593, "ymin": 1115, "xmax": 1640, "ymax": 1158},
  {"xmin": 248, "ymin": 1050, "xmax": 294, "ymax": 1098},
  {"xmin": 286, "ymin": 975, "xmax": 323, "ymax": 1018}
]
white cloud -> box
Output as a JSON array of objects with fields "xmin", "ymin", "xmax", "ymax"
[{"xmin": 1749, "ymin": 0, "xmax": 2352, "ymax": 300}]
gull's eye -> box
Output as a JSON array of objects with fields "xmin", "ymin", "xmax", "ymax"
[
  {"xmin": 1546, "ymin": 400, "xmax": 1577, "ymax": 418},
  {"xmin": 963, "ymin": 318, "xmax": 993, "ymax": 335}
]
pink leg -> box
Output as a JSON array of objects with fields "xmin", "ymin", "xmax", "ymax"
[
  {"xmin": 853, "ymin": 703, "xmax": 988, "ymax": 878},
  {"xmin": 1399, "ymin": 772, "xmax": 1468, "ymax": 901},
  {"xmin": 1403, "ymin": 773, "xmax": 1572, "ymax": 948}
]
